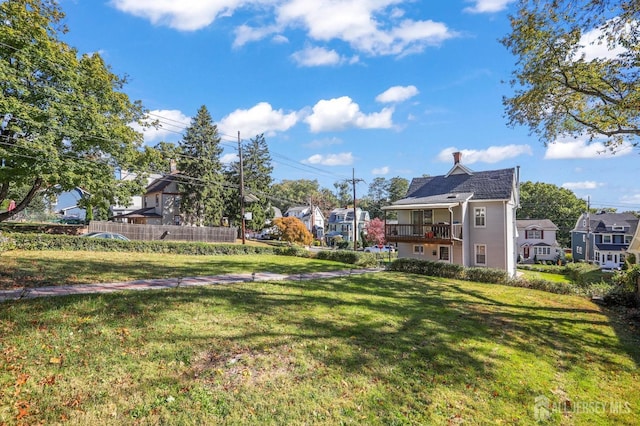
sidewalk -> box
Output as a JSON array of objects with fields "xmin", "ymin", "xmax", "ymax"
[{"xmin": 0, "ymin": 268, "xmax": 383, "ymax": 302}]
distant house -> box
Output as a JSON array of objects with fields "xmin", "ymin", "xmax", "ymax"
[
  {"xmin": 109, "ymin": 171, "xmax": 162, "ymax": 221},
  {"xmin": 326, "ymin": 207, "xmax": 370, "ymax": 244},
  {"xmin": 627, "ymin": 222, "xmax": 640, "ymax": 261},
  {"xmin": 383, "ymin": 152, "xmax": 520, "ymax": 277},
  {"xmin": 112, "ymin": 174, "xmax": 181, "ymax": 225},
  {"xmin": 516, "ymin": 219, "xmax": 562, "ymax": 263},
  {"xmin": 284, "ymin": 205, "xmax": 325, "ymax": 238},
  {"xmin": 571, "ymin": 212, "xmax": 638, "ymax": 269}
]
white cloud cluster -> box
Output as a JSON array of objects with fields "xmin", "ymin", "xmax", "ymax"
[
  {"xmin": 376, "ymin": 85, "xmax": 419, "ymax": 103},
  {"xmin": 219, "ymin": 102, "xmax": 299, "ymax": 138},
  {"xmin": 290, "ymin": 46, "xmax": 345, "ymax": 67},
  {"xmin": 303, "ymin": 152, "xmax": 354, "ymax": 166},
  {"xmin": 576, "ymin": 20, "xmax": 631, "ymax": 62},
  {"xmin": 463, "ymin": 0, "xmax": 515, "ymax": 14},
  {"xmin": 305, "ymin": 96, "xmax": 394, "ymax": 132},
  {"xmin": 437, "ymin": 144, "xmax": 533, "ymax": 164},
  {"xmin": 561, "ymin": 181, "xmax": 602, "ymax": 190},
  {"xmin": 372, "ymin": 166, "xmax": 390, "ymax": 175},
  {"xmin": 132, "ymin": 109, "xmax": 191, "ymax": 143},
  {"xmin": 544, "ymin": 137, "xmax": 633, "ymax": 159},
  {"xmin": 112, "ymin": 0, "xmax": 459, "ymax": 59}
]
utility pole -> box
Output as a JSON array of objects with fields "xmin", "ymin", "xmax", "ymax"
[
  {"xmin": 238, "ymin": 131, "xmax": 246, "ymax": 245},
  {"xmin": 344, "ymin": 168, "xmax": 364, "ymax": 251},
  {"xmin": 585, "ymin": 196, "xmax": 590, "ymax": 263}
]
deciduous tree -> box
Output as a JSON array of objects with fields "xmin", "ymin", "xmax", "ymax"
[
  {"xmin": 0, "ymin": 0, "xmax": 149, "ymax": 221},
  {"xmin": 502, "ymin": 0, "xmax": 639, "ymax": 150},
  {"xmin": 272, "ymin": 216, "xmax": 312, "ymax": 246},
  {"xmin": 517, "ymin": 181, "xmax": 587, "ymax": 247}
]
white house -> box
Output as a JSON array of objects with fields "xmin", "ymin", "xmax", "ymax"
[
  {"xmin": 516, "ymin": 219, "xmax": 562, "ymax": 263},
  {"xmin": 326, "ymin": 207, "xmax": 370, "ymax": 245},
  {"xmin": 283, "ymin": 205, "xmax": 325, "ymax": 238}
]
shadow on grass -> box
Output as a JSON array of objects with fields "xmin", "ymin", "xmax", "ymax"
[{"xmin": 2, "ymin": 271, "xmax": 639, "ymax": 423}]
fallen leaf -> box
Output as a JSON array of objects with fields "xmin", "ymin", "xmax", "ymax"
[{"xmin": 49, "ymin": 357, "xmax": 62, "ymax": 365}]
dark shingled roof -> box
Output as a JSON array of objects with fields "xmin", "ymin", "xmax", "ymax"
[
  {"xmin": 404, "ymin": 168, "xmax": 515, "ymax": 201},
  {"xmin": 145, "ymin": 174, "xmax": 179, "ymax": 195}
]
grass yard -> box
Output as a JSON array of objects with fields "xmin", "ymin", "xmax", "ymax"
[
  {"xmin": 1, "ymin": 271, "xmax": 638, "ymax": 425},
  {"xmin": 517, "ymin": 268, "xmax": 572, "ymax": 283},
  {"xmin": 0, "ymin": 250, "xmax": 351, "ymax": 289}
]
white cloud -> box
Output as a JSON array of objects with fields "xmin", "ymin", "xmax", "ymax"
[
  {"xmin": 303, "ymin": 152, "xmax": 354, "ymax": 166},
  {"xmin": 561, "ymin": 181, "xmax": 603, "ymax": 190},
  {"xmin": 219, "ymin": 102, "xmax": 300, "ymax": 137},
  {"xmin": 131, "ymin": 109, "xmax": 191, "ymax": 143},
  {"xmin": 372, "ymin": 166, "xmax": 390, "ymax": 175},
  {"xmin": 304, "ymin": 137, "xmax": 343, "ymax": 149},
  {"xmin": 291, "ymin": 46, "xmax": 344, "ymax": 67},
  {"xmin": 463, "ymin": 0, "xmax": 515, "ymax": 14},
  {"xmin": 576, "ymin": 22, "xmax": 629, "ymax": 62},
  {"xmin": 437, "ymin": 145, "xmax": 533, "ymax": 164},
  {"xmin": 305, "ymin": 96, "xmax": 394, "ymax": 132},
  {"xmin": 111, "ymin": 0, "xmax": 244, "ymax": 31},
  {"xmin": 620, "ymin": 193, "xmax": 640, "ymax": 206},
  {"xmin": 221, "ymin": 153, "xmax": 238, "ymax": 164},
  {"xmin": 113, "ymin": 0, "xmax": 459, "ymax": 57},
  {"xmin": 376, "ymin": 85, "xmax": 419, "ymax": 103},
  {"xmin": 544, "ymin": 137, "xmax": 634, "ymax": 159}
]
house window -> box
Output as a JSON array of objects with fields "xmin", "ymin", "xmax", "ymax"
[
  {"xmin": 413, "ymin": 245, "xmax": 424, "ymax": 255},
  {"xmin": 155, "ymin": 194, "xmax": 160, "ymax": 206},
  {"xmin": 439, "ymin": 246, "xmax": 450, "ymax": 261},
  {"xmin": 582, "ymin": 234, "xmax": 586, "ymax": 243},
  {"xmin": 526, "ymin": 229, "xmax": 543, "ymax": 239},
  {"xmin": 174, "ymin": 215, "xmax": 182, "ymax": 225},
  {"xmin": 534, "ymin": 246, "xmax": 551, "ymax": 256},
  {"xmin": 576, "ymin": 246, "xmax": 583, "ymax": 255},
  {"xmin": 475, "ymin": 244, "xmax": 487, "ymax": 265},
  {"xmin": 423, "ymin": 210, "xmax": 433, "ymax": 225},
  {"xmin": 625, "ymin": 235, "xmax": 632, "ymax": 244},
  {"xmin": 474, "ymin": 207, "xmax": 486, "ymax": 228},
  {"xmin": 603, "ymin": 235, "xmax": 611, "ymax": 244}
]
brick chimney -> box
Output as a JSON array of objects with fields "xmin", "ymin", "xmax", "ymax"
[
  {"xmin": 169, "ymin": 159, "xmax": 177, "ymax": 173},
  {"xmin": 453, "ymin": 151, "xmax": 462, "ymax": 165}
]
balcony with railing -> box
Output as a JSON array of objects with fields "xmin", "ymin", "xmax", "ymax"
[{"xmin": 386, "ymin": 223, "xmax": 462, "ymax": 244}]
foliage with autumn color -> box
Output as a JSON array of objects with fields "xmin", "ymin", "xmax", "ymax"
[
  {"xmin": 272, "ymin": 216, "xmax": 313, "ymax": 246},
  {"xmin": 365, "ymin": 217, "xmax": 385, "ymax": 246}
]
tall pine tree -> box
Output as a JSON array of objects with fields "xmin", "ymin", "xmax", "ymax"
[
  {"xmin": 177, "ymin": 106, "xmax": 224, "ymax": 226},
  {"xmin": 225, "ymin": 133, "xmax": 273, "ymax": 231}
]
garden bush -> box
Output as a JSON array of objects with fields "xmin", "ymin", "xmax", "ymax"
[
  {"xmin": 464, "ymin": 267, "xmax": 510, "ymax": 284},
  {"xmin": 315, "ymin": 250, "xmax": 379, "ymax": 268}
]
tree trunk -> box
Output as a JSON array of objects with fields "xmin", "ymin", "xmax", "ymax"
[{"xmin": 0, "ymin": 178, "xmax": 43, "ymax": 222}]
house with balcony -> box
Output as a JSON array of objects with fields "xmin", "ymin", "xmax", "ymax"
[
  {"xmin": 284, "ymin": 205, "xmax": 325, "ymax": 238},
  {"xmin": 382, "ymin": 152, "xmax": 520, "ymax": 276},
  {"xmin": 516, "ymin": 219, "xmax": 562, "ymax": 263},
  {"xmin": 571, "ymin": 211, "xmax": 638, "ymax": 270}
]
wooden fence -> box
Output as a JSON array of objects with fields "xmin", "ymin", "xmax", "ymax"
[{"xmin": 88, "ymin": 221, "xmax": 238, "ymax": 243}]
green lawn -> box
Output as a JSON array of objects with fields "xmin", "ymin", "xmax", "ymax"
[
  {"xmin": 518, "ymin": 268, "xmax": 572, "ymax": 283},
  {"xmin": 0, "ymin": 250, "xmax": 351, "ymax": 289},
  {"xmin": 1, "ymin": 268, "xmax": 638, "ymax": 424}
]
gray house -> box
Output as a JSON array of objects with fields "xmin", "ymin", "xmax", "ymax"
[
  {"xmin": 383, "ymin": 152, "xmax": 520, "ymax": 277},
  {"xmin": 571, "ymin": 211, "xmax": 638, "ymax": 269}
]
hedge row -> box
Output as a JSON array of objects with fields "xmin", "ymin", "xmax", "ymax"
[
  {"xmin": 387, "ymin": 257, "xmax": 637, "ymax": 306},
  {"xmin": 315, "ymin": 250, "xmax": 380, "ymax": 268},
  {"xmin": 0, "ymin": 233, "xmax": 377, "ymax": 267}
]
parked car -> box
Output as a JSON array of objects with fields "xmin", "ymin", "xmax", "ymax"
[
  {"xmin": 364, "ymin": 245, "xmax": 396, "ymax": 253},
  {"xmin": 82, "ymin": 232, "xmax": 130, "ymax": 241}
]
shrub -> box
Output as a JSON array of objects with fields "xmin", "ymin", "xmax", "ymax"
[
  {"xmin": 388, "ymin": 258, "xmax": 464, "ymax": 279},
  {"xmin": 464, "ymin": 267, "xmax": 509, "ymax": 284},
  {"xmin": 315, "ymin": 250, "xmax": 378, "ymax": 268}
]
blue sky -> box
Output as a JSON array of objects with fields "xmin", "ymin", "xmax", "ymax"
[{"xmin": 55, "ymin": 0, "xmax": 639, "ymax": 213}]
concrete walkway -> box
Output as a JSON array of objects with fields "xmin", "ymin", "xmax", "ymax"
[{"xmin": 0, "ymin": 268, "xmax": 383, "ymax": 302}]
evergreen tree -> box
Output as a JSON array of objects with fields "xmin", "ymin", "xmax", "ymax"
[
  {"xmin": 177, "ymin": 105, "xmax": 224, "ymax": 226},
  {"xmin": 225, "ymin": 134, "xmax": 274, "ymax": 231}
]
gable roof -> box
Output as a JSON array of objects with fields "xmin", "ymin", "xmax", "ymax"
[
  {"xmin": 390, "ymin": 167, "xmax": 515, "ymax": 209},
  {"xmin": 146, "ymin": 174, "xmax": 180, "ymax": 195},
  {"xmin": 517, "ymin": 219, "xmax": 559, "ymax": 231},
  {"xmin": 573, "ymin": 212, "xmax": 638, "ymax": 233}
]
